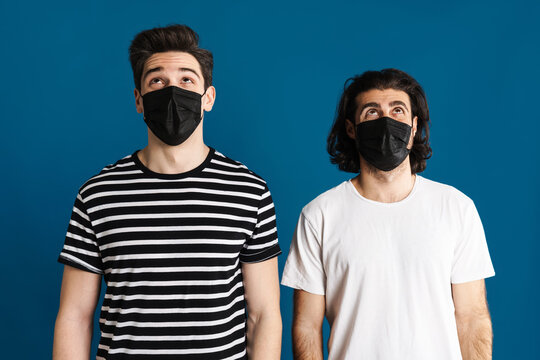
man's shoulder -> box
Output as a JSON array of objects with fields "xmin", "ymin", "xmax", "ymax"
[
  {"xmin": 418, "ymin": 176, "xmax": 474, "ymax": 207},
  {"xmin": 210, "ymin": 149, "xmax": 268, "ymax": 189},
  {"xmin": 301, "ymin": 180, "xmax": 350, "ymax": 220},
  {"xmin": 77, "ymin": 152, "xmax": 138, "ymax": 197}
]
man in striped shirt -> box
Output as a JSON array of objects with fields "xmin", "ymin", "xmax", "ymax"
[{"xmin": 53, "ymin": 24, "xmax": 282, "ymax": 360}]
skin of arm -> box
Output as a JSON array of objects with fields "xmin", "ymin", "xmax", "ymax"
[
  {"xmin": 53, "ymin": 265, "xmax": 102, "ymax": 360},
  {"xmin": 242, "ymin": 257, "xmax": 282, "ymax": 359},
  {"xmin": 292, "ymin": 289, "xmax": 325, "ymax": 360},
  {"xmin": 452, "ymin": 279, "xmax": 493, "ymax": 360}
]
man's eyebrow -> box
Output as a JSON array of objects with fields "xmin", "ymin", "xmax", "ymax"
[
  {"xmin": 359, "ymin": 102, "xmax": 380, "ymax": 114},
  {"xmin": 143, "ymin": 67, "xmax": 163, "ymax": 81},
  {"xmin": 179, "ymin": 67, "xmax": 201, "ymax": 79},
  {"xmin": 389, "ymin": 100, "xmax": 409, "ymax": 112},
  {"xmin": 142, "ymin": 67, "xmax": 201, "ymax": 81},
  {"xmin": 359, "ymin": 100, "xmax": 410, "ymax": 114}
]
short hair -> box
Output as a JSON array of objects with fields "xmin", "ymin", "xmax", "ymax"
[
  {"xmin": 327, "ymin": 68, "xmax": 432, "ymax": 174},
  {"xmin": 129, "ymin": 24, "xmax": 213, "ymax": 91}
]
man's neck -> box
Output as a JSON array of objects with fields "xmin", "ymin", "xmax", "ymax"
[
  {"xmin": 138, "ymin": 131, "xmax": 209, "ymax": 175},
  {"xmin": 352, "ymin": 158, "xmax": 416, "ymax": 203}
]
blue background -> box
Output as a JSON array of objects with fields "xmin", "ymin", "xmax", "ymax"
[{"xmin": 1, "ymin": 0, "xmax": 538, "ymax": 358}]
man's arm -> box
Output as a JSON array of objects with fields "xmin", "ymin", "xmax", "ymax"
[
  {"xmin": 292, "ymin": 289, "xmax": 325, "ymax": 360},
  {"xmin": 53, "ymin": 265, "xmax": 102, "ymax": 360},
  {"xmin": 242, "ymin": 257, "xmax": 282, "ymax": 359},
  {"xmin": 452, "ymin": 279, "xmax": 493, "ymax": 360}
]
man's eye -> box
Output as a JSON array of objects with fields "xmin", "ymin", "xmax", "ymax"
[
  {"xmin": 394, "ymin": 107, "xmax": 404, "ymax": 114},
  {"xmin": 150, "ymin": 78, "xmax": 164, "ymax": 84},
  {"xmin": 366, "ymin": 109, "xmax": 378, "ymax": 116},
  {"xmin": 182, "ymin": 77, "xmax": 194, "ymax": 84}
]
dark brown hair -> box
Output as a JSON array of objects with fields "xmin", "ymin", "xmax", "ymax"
[
  {"xmin": 129, "ymin": 24, "xmax": 213, "ymax": 91},
  {"xmin": 327, "ymin": 68, "xmax": 432, "ymax": 173}
]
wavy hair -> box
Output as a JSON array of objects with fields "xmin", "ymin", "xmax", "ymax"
[
  {"xmin": 129, "ymin": 24, "xmax": 213, "ymax": 91},
  {"xmin": 327, "ymin": 68, "xmax": 432, "ymax": 173}
]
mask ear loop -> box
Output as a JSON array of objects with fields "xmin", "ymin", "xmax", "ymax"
[
  {"xmin": 410, "ymin": 113, "xmax": 417, "ymax": 141},
  {"xmin": 200, "ymin": 87, "xmax": 209, "ymax": 120},
  {"xmin": 407, "ymin": 116, "xmax": 416, "ymax": 153}
]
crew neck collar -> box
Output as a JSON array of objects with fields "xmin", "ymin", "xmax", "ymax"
[
  {"xmin": 131, "ymin": 147, "xmax": 215, "ymax": 179},
  {"xmin": 347, "ymin": 175, "xmax": 422, "ymax": 206}
]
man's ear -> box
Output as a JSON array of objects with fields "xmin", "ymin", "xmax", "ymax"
[
  {"xmin": 345, "ymin": 119, "xmax": 356, "ymax": 140},
  {"xmin": 202, "ymin": 86, "xmax": 216, "ymax": 112},
  {"xmin": 135, "ymin": 88, "xmax": 143, "ymax": 114},
  {"xmin": 412, "ymin": 115, "xmax": 418, "ymax": 137}
]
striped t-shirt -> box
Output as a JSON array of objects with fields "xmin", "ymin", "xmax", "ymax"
[{"xmin": 58, "ymin": 148, "xmax": 281, "ymax": 360}]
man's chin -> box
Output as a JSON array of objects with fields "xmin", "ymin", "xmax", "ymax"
[{"xmin": 363, "ymin": 157, "xmax": 410, "ymax": 180}]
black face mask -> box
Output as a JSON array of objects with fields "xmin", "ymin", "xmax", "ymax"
[
  {"xmin": 355, "ymin": 116, "xmax": 412, "ymax": 172},
  {"xmin": 142, "ymin": 86, "xmax": 205, "ymax": 146}
]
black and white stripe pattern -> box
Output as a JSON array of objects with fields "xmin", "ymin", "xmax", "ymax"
[{"xmin": 58, "ymin": 148, "xmax": 281, "ymax": 359}]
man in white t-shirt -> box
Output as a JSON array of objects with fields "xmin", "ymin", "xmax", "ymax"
[{"xmin": 281, "ymin": 69, "xmax": 495, "ymax": 360}]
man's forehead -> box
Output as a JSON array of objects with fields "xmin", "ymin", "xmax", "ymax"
[
  {"xmin": 143, "ymin": 51, "xmax": 202, "ymax": 74},
  {"xmin": 356, "ymin": 88, "xmax": 411, "ymax": 107}
]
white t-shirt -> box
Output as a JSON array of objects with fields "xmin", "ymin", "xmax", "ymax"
[{"xmin": 281, "ymin": 176, "xmax": 495, "ymax": 360}]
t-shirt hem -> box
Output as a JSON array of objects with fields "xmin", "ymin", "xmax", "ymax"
[
  {"xmin": 451, "ymin": 270, "xmax": 495, "ymax": 284},
  {"xmin": 240, "ymin": 244, "xmax": 281, "ymax": 264},
  {"xmin": 58, "ymin": 255, "xmax": 103, "ymax": 275},
  {"xmin": 281, "ymin": 274, "xmax": 325, "ymax": 296}
]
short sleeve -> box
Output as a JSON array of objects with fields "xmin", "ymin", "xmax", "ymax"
[
  {"xmin": 281, "ymin": 211, "xmax": 326, "ymax": 295},
  {"xmin": 58, "ymin": 192, "xmax": 104, "ymax": 274},
  {"xmin": 239, "ymin": 186, "xmax": 281, "ymax": 263},
  {"xmin": 451, "ymin": 200, "xmax": 495, "ymax": 284}
]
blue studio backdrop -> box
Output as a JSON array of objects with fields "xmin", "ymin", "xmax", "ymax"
[{"xmin": 1, "ymin": 0, "xmax": 538, "ymax": 359}]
